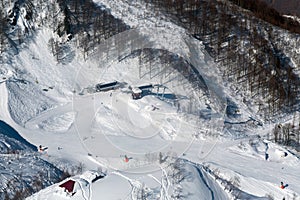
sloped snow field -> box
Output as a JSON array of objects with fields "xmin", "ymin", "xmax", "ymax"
[{"xmin": 0, "ymin": 0, "xmax": 299, "ymax": 199}]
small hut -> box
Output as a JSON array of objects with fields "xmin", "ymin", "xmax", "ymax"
[
  {"xmin": 95, "ymin": 81, "xmax": 120, "ymax": 92},
  {"xmin": 132, "ymin": 87, "xmax": 142, "ymax": 100},
  {"xmin": 131, "ymin": 84, "xmax": 154, "ymax": 100},
  {"xmin": 59, "ymin": 179, "xmax": 77, "ymax": 196}
]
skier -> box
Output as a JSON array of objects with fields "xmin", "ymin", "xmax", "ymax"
[
  {"xmin": 38, "ymin": 145, "xmax": 43, "ymax": 152},
  {"xmin": 38, "ymin": 145, "xmax": 48, "ymax": 153},
  {"xmin": 151, "ymin": 105, "xmax": 159, "ymax": 111},
  {"xmin": 280, "ymin": 182, "xmax": 285, "ymax": 189},
  {"xmin": 124, "ymin": 155, "xmax": 129, "ymax": 163},
  {"xmin": 122, "ymin": 155, "xmax": 132, "ymax": 163}
]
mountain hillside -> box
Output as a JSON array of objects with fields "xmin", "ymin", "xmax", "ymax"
[
  {"xmin": 0, "ymin": 120, "xmax": 66, "ymax": 200},
  {"xmin": 262, "ymin": 0, "xmax": 300, "ymax": 17},
  {"xmin": 0, "ymin": 0, "xmax": 299, "ymax": 199}
]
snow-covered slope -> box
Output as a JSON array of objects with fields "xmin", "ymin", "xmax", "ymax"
[
  {"xmin": 0, "ymin": 0, "xmax": 299, "ymax": 199},
  {"xmin": 0, "ymin": 119, "xmax": 64, "ymax": 199}
]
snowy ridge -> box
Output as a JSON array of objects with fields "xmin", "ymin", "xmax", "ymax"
[
  {"xmin": 93, "ymin": 0, "xmax": 189, "ymax": 57},
  {"xmin": 284, "ymin": 15, "xmax": 300, "ymax": 24},
  {"xmin": 0, "ymin": 118, "xmax": 64, "ymax": 199}
]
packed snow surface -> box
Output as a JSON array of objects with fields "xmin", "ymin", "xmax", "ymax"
[{"xmin": 0, "ymin": 0, "xmax": 299, "ymax": 199}]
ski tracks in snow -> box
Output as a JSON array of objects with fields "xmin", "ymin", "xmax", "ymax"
[
  {"xmin": 24, "ymin": 103, "xmax": 73, "ymax": 130},
  {"xmin": 111, "ymin": 171, "xmax": 144, "ymax": 199}
]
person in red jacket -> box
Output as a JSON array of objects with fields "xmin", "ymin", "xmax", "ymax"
[
  {"xmin": 280, "ymin": 182, "xmax": 285, "ymax": 189},
  {"xmin": 124, "ymin": 155, "xmax": 129, "ymax": 162}
]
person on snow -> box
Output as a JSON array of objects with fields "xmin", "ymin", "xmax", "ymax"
[
  {"xmin": 38, "ymin": 145, "xmax": 48, "ymax": 153},
  {"xmin": 280, "ymin": 182, "xmax": 285, "ymax": 189},
  {"xmin": 123, "ymin": 155, "xmax": 133, "ymax": 163},
  {"xmin": 124, "ymin": 155, "xmax": 129, "ymax": 163}
]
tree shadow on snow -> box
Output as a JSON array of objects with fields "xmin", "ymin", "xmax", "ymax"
[{"xmin": 0, "ymin": 120, "xmax": 37, "ymax": 151}]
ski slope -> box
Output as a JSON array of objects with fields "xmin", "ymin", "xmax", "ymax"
[{"xmin": 0, "ymin": 0, "xmax": 299, "ymax": 199}]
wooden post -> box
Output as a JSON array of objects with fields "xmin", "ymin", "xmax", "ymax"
[{"xmin": 162, "ymin": 86, "xmax": 166, "ymax": 100}]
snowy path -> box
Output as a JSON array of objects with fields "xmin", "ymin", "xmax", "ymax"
[
  {"xmin": 196, "ymin": 167, "xmax": 215, "ymax": 200},
  {"xmin": 182, "ymin": 159, "xmax": 229, "ymax": 200},
  {"xmin": 189, "ymin": 140, "xmax": 300, "ymax": 199}
]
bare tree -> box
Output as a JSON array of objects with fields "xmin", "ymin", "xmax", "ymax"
[{"xmin": 0, "ymin": 12, "xmax": 7, "ymax": 53}]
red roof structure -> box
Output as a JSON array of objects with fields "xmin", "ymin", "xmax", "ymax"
[{"xmin": 59, "ymin": 179, "xmax": 76, "ymax": 194}]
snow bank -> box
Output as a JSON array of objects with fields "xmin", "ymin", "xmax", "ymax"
[{"xmin": 37, "ymin": 112, "xmax": 76, "ymax": 132}]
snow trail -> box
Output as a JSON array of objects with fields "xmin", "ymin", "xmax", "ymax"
[{"xmin": 195, "ymin": 167, "xmax": 215, "ymax": 200}]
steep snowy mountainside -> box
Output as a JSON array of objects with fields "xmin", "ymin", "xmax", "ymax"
[
  {"xmin": 144, "ymin": 0, "xmax": 300, "ymax": 121},
  {"xmin": 1, "ymin": 0, "xmax": 299, "ymax": 122},
  {"xmin": 0, "ymin": 120, "xmax": 65, "ymax": 200},
  {"xmin": 0, "ymin": 120, "xmax": 36, "ymax": 151},
  {"xmin": 0, "ymin": 0, "xmax": 131, "ymax": 126},
  {"xmin": 261, "ymin": 0, "xmax": 300, "ymax": 17},
  {"xmin": 228, "ymin": 0, "xmax": 300, "ymax": 34}
]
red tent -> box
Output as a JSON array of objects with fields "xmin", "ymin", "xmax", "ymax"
[{"xmin": 59, "ymin": 179, "xmax": 76, "ymax": 194}]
